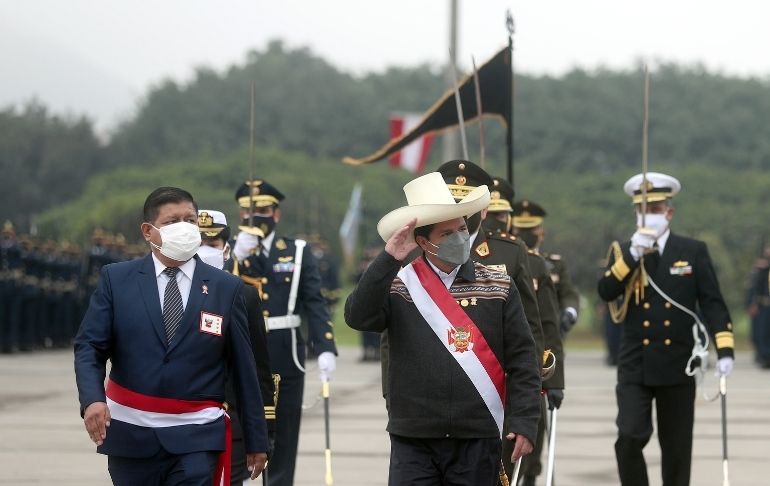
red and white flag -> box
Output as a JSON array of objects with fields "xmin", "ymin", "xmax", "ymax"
[{"xmin": 388, "ymin": 113, "xmax": 434, "ymax": 174}]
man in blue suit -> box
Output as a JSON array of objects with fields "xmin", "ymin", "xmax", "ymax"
[{"xmin": 74, "ymin": 187, "xmax": 268, "ymax": 485}]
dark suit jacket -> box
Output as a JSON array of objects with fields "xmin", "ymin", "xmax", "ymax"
[
  {"xmin": 74, "ymin": 254, "xmax": 268, "ymax": 457},
  {"xmin": 598, "ymin": 233, "xmax": 735, "ymax": 386}
]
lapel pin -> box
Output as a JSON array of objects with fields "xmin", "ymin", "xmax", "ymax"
[{"xmin": 202, "ymin": 284, "xmax": 208, "ymax": 295}]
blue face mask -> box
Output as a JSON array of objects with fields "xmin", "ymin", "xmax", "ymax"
[{"xmin": 424, "ymin": 231, "xmax": 471, "ymax": 266}]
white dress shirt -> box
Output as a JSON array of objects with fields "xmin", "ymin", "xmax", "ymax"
[
  {"xmin": 151, "ymin": 253, "xmax": 196, "ymax": 312},
  {"xmin": 656, "ymin": 228, "xmax": 671, "ymax": 255},
  {"xmin": 260, "ymin": 232, "xmax": 276, "ymax": 258},
  {"xmin": 426, "ymin": 257, "xmax": 460, "ymax": 289}
]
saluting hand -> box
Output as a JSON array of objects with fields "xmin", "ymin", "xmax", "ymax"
[
  {"xmin": 83, "ymin": 401, "xmax": 111, "ymax": 446},
  {"xmin": 385, "ymin": 218, "xmax": 418, "ymax": 262}
]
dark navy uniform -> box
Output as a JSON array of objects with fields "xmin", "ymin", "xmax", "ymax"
[
  {"xmin": 231, "ymin": 180, "xmax": 337, "ymax": 486},
  {"xmin": 597, "ymin": 173, "xmax": 735, "ymax": 486},
  {"xmin": 746, "ymin": 256, "xmax": 770, "ymax": 367}
]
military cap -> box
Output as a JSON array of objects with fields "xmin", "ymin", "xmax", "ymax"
[
  {"xmin": 435, "ymin": 160, "xmax": 493, "ymax": 201},
  {"xmin": 235, "ymin": 179, "xmax": 285, "ymax": 209},
  {"xmin": 488, "ymin": 177, "xmax": 515, "ymax": 213},
  {"xmin": 198, "ymin": 210, "xmax": 228, "ymax": 237},
  {"xmin": 623, "ymin": 172, "xmax": 681, "ymax": 204},
  {"xmin": 512, "ymin": 199, "xmax": 547, "ymax": 228}
]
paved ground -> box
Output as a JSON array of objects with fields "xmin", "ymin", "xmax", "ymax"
[{"xmin": 0, "ymin": 345, "xmax": 767, "ymax": 485}]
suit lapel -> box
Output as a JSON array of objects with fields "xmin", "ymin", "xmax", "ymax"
[
  {"xmin": 167, "ymin": 256, "xmax": 210, "ymax": 354},
  {"xmin": 137, "ymin": 254, "xmax": 168, "ymax": 347}
]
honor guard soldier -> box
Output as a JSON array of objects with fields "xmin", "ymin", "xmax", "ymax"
[
  {"xmin": 482, "ymin": 176, "xmax": 565, "ymax": 486},
  {"xmin": 597, "ymin": 172, "xmax": 735, "ymax": 486},
  {"xmin": 511, "ymin": 199, "xmax": 581, "ymax": 337},
  {"xmin": 230, "ymin": 179, "xmax": 337, "ymax": 486},
  {"xmin": 0, "ymin": 221, "xmax": 22, "ymax": 352},
  {"xmin": 746, "ymin": 247, "xmax": 770, "ymax": 368},
  {"xmin": 197, "ymin": 209, "xmax": 277, "ymax": 484}
]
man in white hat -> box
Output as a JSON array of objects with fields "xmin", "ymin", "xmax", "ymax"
[
  {"xmin": 598, "ymin": 172, "xmax": 735, "ymax": 486},
  {"xmin": 345, "ymin": 172, "xmax": 541, "ymax": 485}
]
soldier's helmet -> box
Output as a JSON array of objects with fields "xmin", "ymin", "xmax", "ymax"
[
  {"xmin": 235, "ymin": 179, "xmax": 285, "ymax": 210},
  {"xmin": 512, "ymin": 200, "xmax": 547, "ymax": 229},
  {"xmin": 435, "ymin": 160, "xmax": 493, "ymax": 202}
]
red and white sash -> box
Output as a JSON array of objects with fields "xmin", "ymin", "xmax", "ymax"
[
  {"xmin": 397, "ymin": 258, "xmax": 505, "ymax": 434},
  {"xmin": 106, "ymin": 379, "xmax": 232, "ymax": 486}
]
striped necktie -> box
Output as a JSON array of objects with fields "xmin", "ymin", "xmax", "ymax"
[{"xmin": 162, "ymin": 267, "xmax": 184, "ymax": 343}]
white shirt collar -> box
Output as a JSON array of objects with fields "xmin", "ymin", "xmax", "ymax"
[
  {"xmin": 261, "ymin": 232, "xmax": 276, "ymax": 257},
  {"xmin": 151, "ymin": 252, "xmax": 196, "ymax": 280},
  {"xmin": 425, "ymin": 256, "xmax": 460, "ymax": 289},
  {"xmin": 469, "ymin": 228, "xmax": 480, "ymax": 248}
]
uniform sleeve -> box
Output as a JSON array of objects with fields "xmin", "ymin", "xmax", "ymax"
[
  {"xmin": 533, "ymin": 259, "xmax": 565, "ymax": 390},
  {"xmin": 556, "ymin": 259, "xmax": 580, "ymax": 312},
  {"xmin": 73, "ymin": 265, "xmax": 114, "ymax": 415},
  {"xmin": 344, "ymin": 251, "xmax": 400, "ymax": 333},
  {"xmin": 501, "ymin": 280, "xmax": 542, "ymax": 446},
  {"xmin": 694, "ymin": 241, "xmax": 735, "ymax": 359},
  {"xmin": 299, "ymin": 245, "xmax": 338, "ymax": 355},
  {"xmin": 228, "ymin": 283, "xmax": 268, "ymax": 454},
  {"xmin": 241, "ymin": 286, "xmax": 276, "ymax": 434},
  {"xmin": 512, "ymin": 242, "xmax": 545, "ymax": 363},
  {"xmin": 597, "ymin": 241, "xmax": 640, "ymax": 302}
]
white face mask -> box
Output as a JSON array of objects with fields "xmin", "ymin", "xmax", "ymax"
[
  {"xmin": 636, "ymin": 213, "xmax": 669, "ymax": 238},
  {"xmin": 197, "ymin": 245, "xmax": 225, "ymax": 270},
  {"xmin": 150, "ymin": 222, "xmax": 201, "ymax": 262}
]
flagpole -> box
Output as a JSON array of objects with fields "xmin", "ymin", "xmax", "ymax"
[
  {"xmin": 472, "ymin": 55, "xmax": 486, "ymax": 168},
  {"xmin": 449, "ymin": 48, "xmax": 470, "ymax": 160},
  {"xmin": 506, "ymin": 10, "xmax": 515, "ymax": 186},
  {"xmin": 443, "ymin": 0, "xmax": 460, "ymax": 162}
]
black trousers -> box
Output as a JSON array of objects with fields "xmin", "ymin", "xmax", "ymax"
[
  {"xmin": 615, "ymin": 381, "xmax": 696, "ymax": 486},
  {"xmin": 388, "ymin": 434, "xmax": 502, "ymax": 486},
  {"xmin": 108, "ymin": 449, "xmax": 219, "ymax": 486},
  {"xmin": 268, "ymin": 373, "xmax": 304, "ymax": 486}
]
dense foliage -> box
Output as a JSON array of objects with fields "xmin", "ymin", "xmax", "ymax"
[{"xmin": 4, "ymin": 41, "xmax": 770, "ymax": 329}]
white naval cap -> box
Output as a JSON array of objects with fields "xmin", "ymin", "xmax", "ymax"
[
  {"xmin": 197, "ymin": 209, "xmax": 228, "ymax": 237},
  {"xmin": 623, "ymin": 172, "xmax": 681, "ymax": 204}
]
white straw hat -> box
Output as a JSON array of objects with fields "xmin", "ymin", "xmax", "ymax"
[{"xmin": 377, "ymin": 172, "xmax": 490, "ymax": 242}]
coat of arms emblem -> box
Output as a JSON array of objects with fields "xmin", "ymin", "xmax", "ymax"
[{"xmin": 448, "ymin": 326, "xmax": 474, "ymax": 353}]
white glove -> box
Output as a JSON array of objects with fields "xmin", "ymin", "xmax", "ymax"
[
  {"xmin": 716, "ymin": 356, "xmax": 734, "ymax": 377},
  {"xmin": 629, "ymin": 231, "xmax": 657, "ymax": 261},
  {"xmin": 233, "ymin": 231, "xmax": 261, "ymax": 261},
  {"xmin": 318, "ymin": 351, "xmax": 336, "ymax": 383}
]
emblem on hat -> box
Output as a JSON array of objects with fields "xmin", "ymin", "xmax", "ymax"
[
  {"xmin": 198, "ymin": 212, "xmax": 213, "ymax": 227},
  {"xmin": 455, "ymin": 175, "xmax": 467, "ymax": 186}
]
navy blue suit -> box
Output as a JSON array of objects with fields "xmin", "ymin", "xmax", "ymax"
[{"xmin": 74, "ymin": 254, "xmax": 268, "ymax": 466}]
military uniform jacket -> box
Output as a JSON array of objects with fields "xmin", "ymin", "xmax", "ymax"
[
  {"xmin": 472, "ymin": 231, "xmax": 545, "ymax": 363},
  {"xmin": 345, "ymin": 252, "xmax": 541, "ymax": 444},
  {"xmin": 543, "ymin": 253, "xmax": 580, "ymax": 312},
  {"xmin": 597, "ymin": 232, "xmax": 735, "ymax": 386},
  {"xmin": 234, "ymin": 235, "xmax": 337, "ymax": 377},
  {"xmin": 527, "ymin": 251, "xmax": 565, "ymax": 390}
]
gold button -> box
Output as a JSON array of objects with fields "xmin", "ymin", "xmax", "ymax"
[
  {"xmin": 643, "ymin": 338, "xmax": 650, "ymax": 345},
  {"xmin": 501, "ymin": 233, "xmax": 508, "ymax": 237},
  {"xmin": 324, "ymin": 332, "xmax": 333, "ymax": 340},
  {"xmin": 727, "ymin": 322, "xmax": 733, "ymax": 330},
  {"xmin": 604, "ymin": 270, "xmax": 611, "ymax": 277},
  {"xmin": 244, "ymin": 259, "xmax": 251, "ymax": 268},
  {"xmin": 263, "ymin": 310, "xmax": 270, "ymax": 317},
  {"xmin": 261, "ymin": 277, "xmax": 268, "ymax": 284},
  {"xmin": 643, "ymin": 302, "xmax": 650, "ymax": 309},
  {"xmin": 460, "ymin": 299, "xmax": 469, "ymax": 307},
  {"xmin": 665, "ymin": 339, "xmax": 671, "ymax": 345},
  {"xmin": 665, "ymin": 302, "xmax": 672, "ymax": 309},
  {"xmin": 262, "ymin": 293, "xmax": 269, "ymax": 301},
  {"xmin": 284, "ymin": 277, "xmax": 291, "ymax": 282},
  {"xmin": 664, "ymin": 320, "xmax": 671, "ymax": 327},
  {"xmin": 643, "ymin": 320, "xmax": 650, "ymax": 328}
]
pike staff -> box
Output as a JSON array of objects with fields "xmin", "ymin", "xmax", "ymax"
[{"xmin": 323, "ymin": 381, "xmax": 333, "ymax": 485}]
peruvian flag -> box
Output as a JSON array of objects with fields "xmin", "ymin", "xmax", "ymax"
[{"xmin": 388, "ymin": 113, "xmax": 434, "ymax": 174}]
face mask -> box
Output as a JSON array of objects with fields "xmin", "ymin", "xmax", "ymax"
[
  {"xmin": 243, "ymin": 215, "xmax": 276, "ymax": 237},
  {"xmin": 149, "ymin": 222, "xmax": 201, "ymax": 262},
  {"xmin": 197, "ymin": 245, "xmax": 225, "ymax": 269},
  {"xmin": 465, "ymin": 212, "xmax": 482, "ymax": 235},
  {"xmin": 482, "ymin": 217, "xmax": 508, "ymax": 235},
  {"xmin": 518, "ymin": 230, "xmax": 540, "ymax": 250},
  {"xmin": 636, "ymin": 213, "xmax": 669, "ymax": 238},
  {"xmin": 424, "ymin": 231, "xmax": 471, "ymax": 267}
]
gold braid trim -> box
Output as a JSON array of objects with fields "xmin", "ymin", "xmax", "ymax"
[
  {"xmin": 606, "ymin": 241, "xmax": 648, "ymax": 324},
  {"xmin": 715, "ymin": 332, "xmax": 735, "ymax": 349}
]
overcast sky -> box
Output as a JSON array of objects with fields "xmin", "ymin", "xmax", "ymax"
[{"xmin": 2, "ymin": 0, "xmax": 768, "ymax": 132}]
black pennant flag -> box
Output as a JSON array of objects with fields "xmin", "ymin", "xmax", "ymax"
[{"xmin": 343, "ymin": 46, "xmax": 511, "ymax": 166}]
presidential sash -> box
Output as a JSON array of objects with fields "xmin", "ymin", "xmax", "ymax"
[
  {"xmin": 397, "ymin": 258, "xmax": 505, "ymax": 434},
  {"xmin": 106, "ymin": 379, "xmax": 232, "ymax": 486}
]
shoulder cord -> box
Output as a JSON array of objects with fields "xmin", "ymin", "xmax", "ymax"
[{"xmin": 290, "ymin": 240, "xmax": 306, "ymax": 373}]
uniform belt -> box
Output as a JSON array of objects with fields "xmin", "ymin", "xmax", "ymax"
[{"xmin": 266, "ymin": 315, "xmax": 301, "ymax": 330}]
